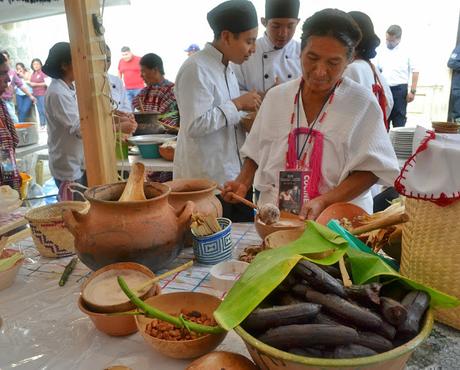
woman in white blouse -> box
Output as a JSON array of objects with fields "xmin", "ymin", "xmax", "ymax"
[{"xmin": 222, "ymin": 9, "xmax": 399, "ymax": 219}]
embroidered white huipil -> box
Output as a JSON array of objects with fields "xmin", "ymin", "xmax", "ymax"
[{"xmin": 241, "ymin": 77, "xmax": 400, "ymax": 213}]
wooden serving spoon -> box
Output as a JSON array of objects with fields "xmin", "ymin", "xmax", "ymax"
[
  {"xmin": 350, "ymin": 213, "xmax": 409, "ymax": 236},
  {"xmin": 217, "ymin": 186, "xmax": 258, "ymax": 210},
  {"xmin": 119, "ymin": 162, "xmax": 147, "ymax": 201}
]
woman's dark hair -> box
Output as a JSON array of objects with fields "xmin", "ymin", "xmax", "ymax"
[
  {"xmin": 140, "ymin": 53, "xmax": 164, "ymax": 75},
  {"xmin": 30, "ymin": 58, "xmax": 43, "ymax": 70},
  {"xmin": 16, "ymin": 62, "xmax": 27, "ymax": 71},
  {"xmin": 0, "ymin": 52, "xmax": 6, "ymax": 65},
  {"xmin": 348, "ymin": 11, "xmax": 380, "ymax": 60},
  {"xmin": 300, "ymin": 8, "xmax": 362, "ymax": 60}
]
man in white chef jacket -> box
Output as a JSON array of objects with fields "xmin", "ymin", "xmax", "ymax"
[
  {"xmin": 234, "ymin": 0, "xmax": 301, "ymax": 95},
  {"xmin": 173, "ymin": 0, "xmax": 262, "ymax": 222}
]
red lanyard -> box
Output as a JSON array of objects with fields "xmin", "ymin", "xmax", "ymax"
[{"xmin": 289, "ymin": 78, "xmax": 341, "ymax": 166}]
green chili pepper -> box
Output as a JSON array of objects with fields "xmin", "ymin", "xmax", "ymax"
[
  {"xmin": 117, "ymin": 276, "xmax": 225, "ymax": 335},
  {"xmin": 59, "ymin": 257, "xmax": 78, "ymax": 286}
]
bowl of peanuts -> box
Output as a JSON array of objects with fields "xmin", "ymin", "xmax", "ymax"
[{"xmin": 135, "ymin": 291, "xmax": 227, "ymax": 359}]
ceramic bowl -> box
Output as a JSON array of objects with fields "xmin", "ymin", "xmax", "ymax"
[
  {"xmin": 235, "ymin": 310, "xmax": 434, "ymax": 370},
  {"xmin": 316, "ymin": 202, "xmax": 368, "ymax": 228},
  {"xmin": 0, "ymin": 249, "xmax": 24, "ymax": 291},
  {"xmin": 135, "ymin": 292, "xmax": 227, "ymax": 359},
  {"xmin": 81, "ymin": 262, "xmax": 159, "ymax": 313},
  {"xmin": 78, "ymin": 296, "xmax": 138, "ymax": 336},
  {"xmin": 210, "ymin": 260, "xmax": 249, "ymax": 292},
  {"xmin": 192, "ymin": 218, "xmax": 233, "ymax": 265},
  {"xmin": 254, "ymin": 211, "xmax": 305, "ymax": 240},
  {"xmin": 264, "ymin": 229, "xmax": 331, "ymax": 260},
  {"xmin": 159, "ymin": 146, "xmax": 175, "ymax": 161}
]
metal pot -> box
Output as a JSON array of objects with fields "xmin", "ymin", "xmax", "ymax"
[
  {"xmin": 133, "ymin": 112, "xmax": 165, "ymax": 135},
  {"xmin": 14, "ymin": 123, "xmax": 39, "ymax": 147}
]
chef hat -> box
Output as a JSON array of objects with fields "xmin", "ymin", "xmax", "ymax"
[
  {"xmin": 207, "ymin": 0, "xmax": 258, "ymax": 37},
  {"xmin": 42, "ymin": 42, "xmax": 72, "ymax": 79},
  {"xmin": 348, "ymin": 11, "xmax": 380, "ymax": 60},
  {"xmin": 265, "ymin": 0, "xmax": 300, "ymax": 20}
]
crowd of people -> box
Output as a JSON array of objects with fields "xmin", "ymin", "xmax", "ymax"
[{"xmin": 1, "ymin": 0, "xmax": 455, "ymax": 222}]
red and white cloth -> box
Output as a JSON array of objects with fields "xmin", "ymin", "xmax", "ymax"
[{"xmin": 395, "ymin": 126, "xmax": 460, "ymax": 206}]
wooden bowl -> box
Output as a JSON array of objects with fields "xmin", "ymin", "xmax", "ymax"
[
  {"xmin": 81, "ymin": 262, "xmax": 159, "ymax": 313},
  {"xmin": 255, "ymin": 211, "xmax": 305, "ymax": 240},
  {"xmin": 78, "ymin": 296, "xmax": 138, "ymax": 336},
  {"xmin": 135, "ymin": 292, "xmax": 227, "ymax": 359},
  {"xmin": 159, "ymin": 146, "xmax": 175, "ymax": 161},
  {"xmin": 235, "ymin": 310, "xmax": 433, "ymax": 370},
  {"xmin": 316, "ymin": 202, "xmax": 368, "ymax": 228}
]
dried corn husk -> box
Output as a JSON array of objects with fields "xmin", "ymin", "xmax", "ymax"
[{"xmin": 191, "ymin": 213, "xmax": 222, "ymax": 237}]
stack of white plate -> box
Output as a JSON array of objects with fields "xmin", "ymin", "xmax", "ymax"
[{"xmin": 389, "ymin": 127, "xmax": 415, "ymax": 159}]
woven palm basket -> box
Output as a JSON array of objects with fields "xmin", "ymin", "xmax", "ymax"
[
  {"xmin": 401, "ymin": 197, "xmax": 460, "ymax": 329},
  {"xmin": 25, "ymin": 201, "xmax": 89, "ymax": 258}
]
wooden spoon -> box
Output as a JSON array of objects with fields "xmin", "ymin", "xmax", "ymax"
[
  {"xmin": 134, "ymin": 261, "xmax": 193, "ymax": 293},
  {"xmin": 119, "ymin": 162, "xmax": 147, "ymax": 201},
  {"xmin": 217, "ymin": 186, "xmax": 258, "ymax": 210}
]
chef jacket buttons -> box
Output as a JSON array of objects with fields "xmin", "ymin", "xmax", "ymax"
[
  {"xmin": 285, "ymin": 55, "xmax": 289, "ymax": 59},
  {"xmin": 263, "ymin": 54, "xmax": 268, "ymax": 59},
  {"xmin": 264, "ymin": 74, "xmax": 269, "ymax": 79},
  {"xmin": 288, "ymin": 74, "xmax": 292, "ymax": 78}
]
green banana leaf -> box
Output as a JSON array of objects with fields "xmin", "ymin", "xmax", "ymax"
[
  {"xmin": 214, "ymin": 221, "xmax": 459, "ymax": 331},
  {"xmin": 329, "ymin": 220, "xmax": 460, "ymax": 309},
  {"xmin": 214, "ymin": 221, "xmax": 349, "ymax": 330},
  {"xmin": 0, "ymin": 252, "xmax": 23, "ymax": 272}
]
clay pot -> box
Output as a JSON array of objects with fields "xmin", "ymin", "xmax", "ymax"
[
  {"xmin": 165, "ymin": 178, "xmax": 223, "ymax": 246},
  {"xmin": 63, "ymin": 182, "xmax": 193, "ymax": 272}
]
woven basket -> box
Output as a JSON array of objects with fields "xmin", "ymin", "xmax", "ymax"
[
  {"xmin": 401, "ymin": 197, "xmax": 460, "ymax": 329},
  {"xmin": 25, "ymin": 201, "xmax": 89, "ymax": 258}
]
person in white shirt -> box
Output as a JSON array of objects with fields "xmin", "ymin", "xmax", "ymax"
[
  {"xmin": 375, "ymin": 25, "xmax": 419, "ymax": 128},
  {"xmin": 234, "ymin": 0, "xmax": 301, "ymax": 95},
  {"xmin": 174, "ymin": 0, "xmax": 262, "ymax": 222},
  {"xmin": 343, "ymin": 11, "xmax": 393, "ymax": 129},
  {"xmin": 222, "ymin": 9, "xmax": 400, "ymax": 219},
  {"xmin": 43, "ymin": 42, "xmax": 86, "ymax": 191}
]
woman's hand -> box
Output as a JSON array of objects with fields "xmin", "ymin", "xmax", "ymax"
[
  {"xmin": 299, "ymin": 195, "xmax": 329, "ymax": 221},
  {"xmin": 221, "ymin": 181, "xmax": 249, "ymax": 203}
]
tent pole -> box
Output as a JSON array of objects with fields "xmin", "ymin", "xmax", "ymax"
[{"xmin": 64, "ymin": 0, "xmax": 117, "ymax": 186}]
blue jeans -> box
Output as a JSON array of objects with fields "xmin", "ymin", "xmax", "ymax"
[
  {"xmin": 126, "ymin": 88, "xmax": 142, "ymax": 107},
  {"xmin": 35, "ymin": 95, "xmax": 47, "ymax": 126},
  {"xmin": 16, "ymin": 95, "xmax": 33, "ymax": 122},
  {"xmin": 3, "ymin": 99, "xmax": 18, "ymax": 123}
]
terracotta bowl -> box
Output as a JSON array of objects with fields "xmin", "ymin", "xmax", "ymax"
[
  {"xmin": 135, "ymin": 292, "xmax": 227, "ymax": 359},
  {"xmin": 78, "ymin": 296, "xmax": 138, "ymax": 336},
  {"xmin": 159, "ymin": 146, "xmax": 175, "ymax": 161},
  {"xmin": 255, "ymin": 211, "xmax": 306, "ymax": 240},
  {"xmin": 81, "ymin": 262, "xmax": 159, "ymax": 313},
  {"xmin": 0, "ymin": 249, "xmax": 24, "ymax": 291},
  {"xmin": 316, "ymin": 202, "xmax": 368, "ymax": 228},
  {"xmin": 235, "ymin": 310, "xmax": 433, "ymax": 370},
  {"xmin": 264, "ymin": 229, "xmax": 331, "ymax": 260}
]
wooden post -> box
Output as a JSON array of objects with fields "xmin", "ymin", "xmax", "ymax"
[{"xmin": 64, "ymin": 0, "xmax": 117, "ymax": 186}]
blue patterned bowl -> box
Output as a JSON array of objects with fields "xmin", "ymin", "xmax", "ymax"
[{"xmin": 192, "ymin": 218, "xmax": 233, "ymax": 265}]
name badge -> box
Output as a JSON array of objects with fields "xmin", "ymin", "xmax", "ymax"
[{"xmin": 278, "ymin": 170, "xmax": 311, "ymax": 215}]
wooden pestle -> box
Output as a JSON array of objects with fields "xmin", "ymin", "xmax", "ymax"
[
  {"xmin": 119, "ymin": 162, "xmax": 147, "ymax": 201},
  {"xmin": 350, "ymin": 213, "xmax": 409, "ymax": 236}
]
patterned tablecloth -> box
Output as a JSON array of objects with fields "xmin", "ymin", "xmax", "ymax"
[{"xmin": 0, "ymin": 222, "xmax": 458, "ymax": 369}]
